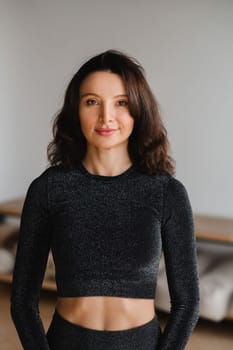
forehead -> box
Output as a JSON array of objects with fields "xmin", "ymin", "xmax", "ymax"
[{"xmin": 79, "ymin": 71, "xmax": 126, "ymax": 95}]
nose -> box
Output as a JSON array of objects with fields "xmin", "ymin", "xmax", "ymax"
[{"xmin": 99, "ymin": 101, "xmax": 114, "ymax": 124}]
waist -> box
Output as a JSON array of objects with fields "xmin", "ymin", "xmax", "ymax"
[{"xmin": 55, "ymin": 296, "xmax": 156, "ymax": 331}]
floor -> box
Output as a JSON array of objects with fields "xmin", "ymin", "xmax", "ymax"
[{"xmin": 1, "ymin": 282, "xmax": 232, "ymax": 349}]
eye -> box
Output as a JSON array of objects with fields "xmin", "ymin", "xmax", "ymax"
[
  {"xmin": 117, "ymin": 100, "xmax": 128, "ymax": 106},
  {"xmin": 86, "ymin": 99, "xmax": 98, "ymax": 105}
]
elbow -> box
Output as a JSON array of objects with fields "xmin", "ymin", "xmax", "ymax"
[
  {"xmin": 186, "ymin": 296, "xmax": 200, "ymax": 328},
  {"xmin": 10, "ymin": 297, "xmax": 25, "ymax": 323},
  {"xmin": 183, "ymin": 284, "xmax": 201, "ymax": 322},
  {"xmin": 10, "ymin": 299, "xmax": 23, "ymax": 325},
  {"xmin": 188, "ymin": 295, "xmax": 200, "ymax": 323},
  {"xmin": 193, "ymin": 293, "xmax": 200, "ymax": 320},
  {"xmin": 190, "ymin": 284, "xmax": 201, "ymax": 320},
  {"xmin": 10, "ymin": 296, "xmax": 39, "ymax": 326},
  {"xmin": 171, "ymin": 294, "xmax": 200, "ymax": 324}
]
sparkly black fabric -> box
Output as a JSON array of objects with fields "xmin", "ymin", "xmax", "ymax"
[{"xmin": 10, "ymin": 162, "xmax": 200, "ymax": 349}]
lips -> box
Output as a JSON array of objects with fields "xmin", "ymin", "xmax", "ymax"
[
  {"xmin": 95, "ymin": 128, "xmax": 117, "ymax": 136},
  {"xmin": 95, "ymin": 128, "xmax": 117, "ymax": 131}
]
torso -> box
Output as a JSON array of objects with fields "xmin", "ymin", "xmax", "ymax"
[
  {"xmin": 48, "ymin": 164, "xmax": 163, "ymax": 331},
  {"xmin": 56, "ymin": 296, "xmax": 156, "ymax": 331}
]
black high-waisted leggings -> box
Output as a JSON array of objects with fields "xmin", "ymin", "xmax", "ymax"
[{"xmin": 46, "ymin": 309, "xmax": 162, "ymax": 350}]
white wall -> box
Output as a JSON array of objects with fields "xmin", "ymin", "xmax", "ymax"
[{"xmin": 1, "ymin": 0, "xmax": 233, "ymax": 217}]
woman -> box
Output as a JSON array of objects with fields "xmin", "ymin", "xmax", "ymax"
[{"xmin": 10, "ymin": 49, "xmax": 200, "ymax": 349}]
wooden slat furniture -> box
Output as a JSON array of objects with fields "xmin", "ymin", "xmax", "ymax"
[
  {"xmin": 194, "ymin": 214, "xmax": 233, "ymax": 244},
  {"xmin": 0, "ymin": 273, "xmax": 56, "ymax": 291},
  {"xmin": 0, "ymin": 197, "xmax": 24, "ymax": 217},
  {"xmin": 0, "ymin": 197, "xmax": 56, "ymax": 291},
  {"xmin": 194, "ymin": 214, "xmax": 233, "ymax": 321}
]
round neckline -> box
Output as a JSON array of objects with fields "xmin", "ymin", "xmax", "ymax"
[{"xmin": 78, "ymin": 162, "xmax": 135, "ymax": 181}]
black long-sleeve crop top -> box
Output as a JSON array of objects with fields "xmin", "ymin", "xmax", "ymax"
[{"xmin": 10, "ymin": 162, "xmax": 200, "ymax": 349}]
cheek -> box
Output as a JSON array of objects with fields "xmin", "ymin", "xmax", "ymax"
[
  {"xmin": 125, "ymin": 115, "xmax": 135, "ymax": 131},
  {"xmin": 118, "ymin": 110, "xmax": 134, "ymax": 125},
  {"xmin": 79, "ymin": 117, "xmax": 90, "ymax": 136},
  {"xmin": 79, "ymin": 110, "xmax": 95, "ymax": 130},
  {"xmin": 79, "ymin": 120, "xmax": 94, "ymax": 135}
]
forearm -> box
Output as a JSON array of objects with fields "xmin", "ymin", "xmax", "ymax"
[
  {"xmin": 157, "ymin": 298, "xmax": 200, "ymax": 349},
  {"xmin": 10, "ymin": 301, "xmax": 50, "ymax": 350}
]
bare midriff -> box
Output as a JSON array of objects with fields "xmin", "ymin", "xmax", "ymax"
[{"xmin": 56, "ymin": 296, "xmax": 156, "ymax": 331}]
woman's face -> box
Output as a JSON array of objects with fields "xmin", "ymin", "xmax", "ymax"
[{"xmin": 78, "ymin": 70, "xmax": 134, "ymax": 152}]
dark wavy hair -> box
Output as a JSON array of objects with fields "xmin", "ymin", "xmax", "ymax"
[{"xmin": 47, "ymin": 49, "xmax": 176, "ymax": 176}]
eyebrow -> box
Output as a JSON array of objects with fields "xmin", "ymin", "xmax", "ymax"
[{"xmin": 80, "ymin": 93, "xmax": 128, "ymax": 99}]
